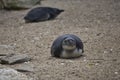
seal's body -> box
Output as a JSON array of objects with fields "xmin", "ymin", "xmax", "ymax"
[
  {"xmin": 51, "ymin": 34, "xmax": 84, "ymax": 58},
  {"xmin": 24, "ymin": 7, "xmax": 64, "ymax": 22}
]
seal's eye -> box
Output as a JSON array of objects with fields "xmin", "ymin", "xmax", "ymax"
[
  {"xmin": 64, "ymin": 40, "xmax": 67, "ymax": 43},
  {"xmin": 62, "ymin": 40, "xmax": 67, "ymax": 45}
]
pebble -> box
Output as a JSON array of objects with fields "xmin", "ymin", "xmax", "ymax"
[
  {"xmin": 60, "ymin": 62, "xmax": 65, "ymax": 65},
  {"xmin": 115, "ymin": 72, "xmax": 118, "ymax": 74},
  {"xmin": 110, "ymin": 49, "xmax": 113, "ymax": 51},
  {"xmin": 83, "ymin": 59, "xmax": 87, "ymax": 62},
  {"xmin": 104, "ymin": 51, "xmax": 107, "ymax": 53},
  {"xmin": 95, "ymin": 63, "xmax": 99, "ymax": 66}
]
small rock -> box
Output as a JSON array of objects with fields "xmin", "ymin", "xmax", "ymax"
[
  {"xmin": 0, "ymin": 44, "xmax": 15, "ymax": 49},
  {"xmin": 2, "ymin": 0, "xmax": 41, "ymax": 10},
  {"xmin": 0, "ymin": 53, "xmax": 14, "ymax": 56},
  {"xmin": 110, "ymin": 49, "xmax": 113, "ymax": 52},
  {"xmin": 83, "ymin": 57, "xmax": 87, "ymax": 62},
  {"xmin": 60, "ymin": 62, "xmax": 65, "ymax": 65},
  {"xmin": 0, "ymin": 68, "xmax": 32, "ymax": 80},
  {"xmin": 15, "ymin": 64, "xmax": 34, "ymax": 72},
  {"xmin": 104, "ymin": 51, "xmax": 108, "ymax": 53},
  {"xmin": 24, "ymin": 61, "xmax": 30, "ymax": 64},
  {"xmin": 115, "ymin": 72, "xmax": 118, "ymax": 74},
  {"xmin": 0, "ymin": 44, "xmax": 16, "ymax": 55},
  {"xmin": 95, "ymin": 63, "xmax": 99, "ymax": 66},
  {"xmin": 0, "ymin": 54, "xmax": 14, "ymax": 64},
  {"xmin": 0, "ymin": 54, "xmax": 31, "ymax": 64},
  {"xmin": 83, "ymin": 59, "xmax": 87, "ymax": 62}
]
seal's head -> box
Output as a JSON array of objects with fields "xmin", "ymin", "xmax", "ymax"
[{"xmin": 62, "ymin": 37, "xmax": 76, "ymax": 51}]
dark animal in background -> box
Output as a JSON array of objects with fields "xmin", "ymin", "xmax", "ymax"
[
  {"xmin": 24, "ymin": 7, "xmax": 64, "ymax": 22},
  {"xmin": 51, "ymin": 34, "xmax": 84, "ymax": 59}
]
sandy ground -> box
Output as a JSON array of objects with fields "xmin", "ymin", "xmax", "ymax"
[{"xmin": 0, "ymin": 0, "xmax": 120, "ymax": 80}]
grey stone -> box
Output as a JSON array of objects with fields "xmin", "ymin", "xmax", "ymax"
[
  {"xmin": 0, "ymin": 68, "xmax": 32, "ymax": 80},
  {"xmin": 0, "ymin": 44, "xmax": 16, "ymax": 49},
  {"xmin": 2, "ymin": 0, "xmax": 41, "ymax": 10},
  {"xmin": 15, "ymin": 64, "xmax": 34, "ymax": 72},
  {"xmin": 0, "ymin": 53, "xmax": 14, "ymax": 56},
  {"xmin": 0, "ymin": 54, "xmax": 31, "ymax": 64},
  {"xmin": 0, "ymin": 44, "xmax": 15, "ymax": 55},
  {"xmin": 0, "ymin": 53, "xmax": 14, "ymax": 64}
]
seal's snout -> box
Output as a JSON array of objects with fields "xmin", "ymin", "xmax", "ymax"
[
  {"xmin": 56, "ymin": 9, "xmax": 64, "ymax": 14},
  {"xmin": 66, "ymin": 39, "xmax": 73, "ymax": 45},
  {"xmin": 68, "ymin": 39, "xmax": 74, "ymax": 44},
  {"xmin": 60, "ymin": 9, "xmax": 64, "ymax": 12}
]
